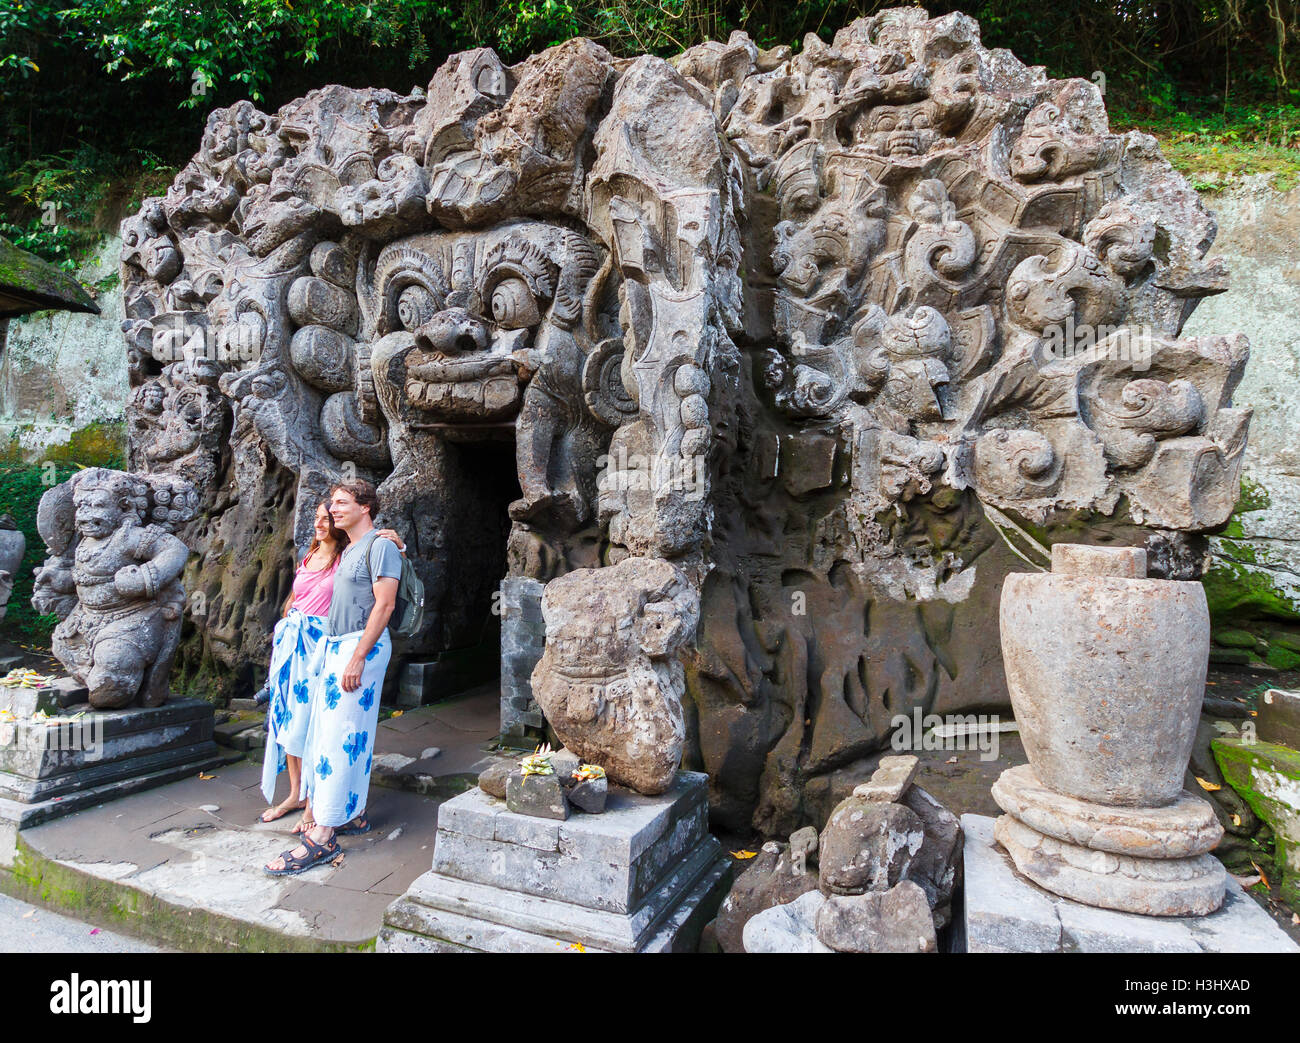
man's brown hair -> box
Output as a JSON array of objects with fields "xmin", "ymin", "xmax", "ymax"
[{"xmin": 330, "ymin": 478, "xmax": 380, "ymax": 519}]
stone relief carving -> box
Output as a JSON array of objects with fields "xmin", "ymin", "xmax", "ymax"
[
  {"xmin": 121, "ymin": 7, "xmax": 1250, "ymax": 829},
  {"xmin": 32, "ymin": 469, "xmax": 196, "ymax": 709},
  {"xmin": 531, "ymin": 556, "xmax": 699, "ymax": 794}
]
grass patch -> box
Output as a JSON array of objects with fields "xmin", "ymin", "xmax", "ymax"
[{"xmin": 1111, "ymin": 104, "xmax": 1300, "ymax": 193}]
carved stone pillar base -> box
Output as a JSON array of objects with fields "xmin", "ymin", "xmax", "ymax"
[
  {"xmin": 0, "ymin": 698, "xmax": 231, "ymax": 831},
  {"xmin": 992, "ymin": 765, "xmax": 1226, "ymax": 917},
  {"xmin": 378, "ymin": 771, "xmax": 731, "ymax": 952}
]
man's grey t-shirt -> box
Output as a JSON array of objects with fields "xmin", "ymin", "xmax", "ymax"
[{"xmin": 326, "ymin": 531, "xmax": 403, "ymax": 636}]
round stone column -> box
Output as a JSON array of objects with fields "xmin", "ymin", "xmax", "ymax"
[{"xmin": 993, "ymin": 543, "xmax": 1226, "ymax": 916}]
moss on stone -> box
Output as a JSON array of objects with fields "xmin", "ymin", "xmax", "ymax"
[
  {"xmin": 1213, "ymin": 628, "xmax": 1260, "ymax": 648},
  {"xmin": 1266, "ymin": 643, "xmax": 1300, "ymax": 670},
  {"xmin": 0, "ymin": 835, "xmax": 371, "ymax": 952},
  {"xmin": 1203, "ymin": 551, "xmax": 1300, "ymax": 622},
  {"xmin": 39, "ymin": 420, "xmax": 126, "ymax": 469}
]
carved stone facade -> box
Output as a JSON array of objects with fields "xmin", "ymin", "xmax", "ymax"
[{"xmin": 121, "ymin": 9, "xmax": 1249, "ymax": 831}]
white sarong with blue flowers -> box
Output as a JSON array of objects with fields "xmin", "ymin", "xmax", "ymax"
[
  {"xmin": 260, "ymin": 609, "xmax": 327, "ymax": 806},
  {"xmin": 300, "ymin": 628, "xmax": 391, "ymax": 828}
]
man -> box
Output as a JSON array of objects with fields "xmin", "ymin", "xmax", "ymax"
[{"xmin": 265, "ymin": 479, "xmax": 403, "ymax": 875}]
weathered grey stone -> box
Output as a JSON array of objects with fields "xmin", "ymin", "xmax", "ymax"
[
  {"xmin": 549, "ymin": 747, "xmax": 580, "ymax": 778},
  {"xmin": 0, "ymin": 698, "xmax": 228, "ymax": 828},
  {"xmin": 995, "ymin": 544, "xmax": 1226, "ymax": 916},
  {"xmin": 1213, "ymin": 736, "xmax": 1300, "ymax": 908},
  {"xmin": 31, "ymin": 468, "xmax": 196, "ymax": 710},
  {"xmin": 963, "ymin": 815, "xmax": 1298, "ymax": 953},
  {"xmin": 742, "ymin": 891, "xmax": 831, "ymax": 953},
  {"xmin": 819, "ymin": 798, "xmax": 925, "ymax": 896},
  {"xmin": 567, "ymin": 775, "xmax": 607, "ymax": 814},
  {"xmin": 815, "ymin": 880, "xmax": 937, "ymax": 953},
  {"xmin": 994, "ymin": 814, "xmax": 1227, "ymax": 917},
  {"xmin": 500, "ymin": 577, "xmax": 547, "ymax": 738},
  {"xmin": 1258, "ymin": 688, "xmax": 1300, "ymax": 749},
  {"xmin": 1003, "ymin": 545, "xmax": 1208, "ymax": 808},
  {"xmin": 477, "ymin": 760, "xmax": 510, "ymax": 799},
  {"xmin": 437, "ymin": 772, "xmax": 710, "ymax": 913},
  {"xmin": 505, "ymin": 770, "xmax": 568, "ymax": 821},
  {"xmin": 532, "ymin": 558, "xmax": 698, "ymax": 795},
  {"xmin": 714, "ymin": 841, "xmax": 820, "ymax": 954},
  {"xmin": 900, "ymin": 784, "xmax": 962, "ymax": 929},
  {"xmin": 380, "ymin": 769, "xmax": 731, "ymax": 951},
  {"xmin": 788, "ymin": 826, "xmax": 818, "ymax": 862},
  {"xmin": 993, "ymin": 764, "xmax": 1222, "ymax": 858},
  {"xmin": 0, "ymin": 521, "xmax": 24, "ymax": 624},
  {"xmin": 852, "ymin": 754, "xmax": 919, "ymax": 803}
]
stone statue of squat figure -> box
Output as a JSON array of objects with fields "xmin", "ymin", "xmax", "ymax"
[{"xmin": 33, "ymin": 468, "xmax": 194, "ymax": 709}]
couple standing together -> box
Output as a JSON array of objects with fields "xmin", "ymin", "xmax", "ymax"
[{"xmin": 258, "ymin": 479, "xmax": 405, "ymax": 875}]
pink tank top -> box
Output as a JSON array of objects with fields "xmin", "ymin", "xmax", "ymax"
[{"xmin": 290, "ymin": 555, "xmax": 339, "ymax": 617}]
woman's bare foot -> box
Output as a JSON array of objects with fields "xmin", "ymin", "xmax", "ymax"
[{"xmin": 259, "ymin": 797, "xmax": 305, "ymax": 823}]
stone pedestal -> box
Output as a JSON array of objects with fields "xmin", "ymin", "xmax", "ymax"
[
  {"xmin": 992, "ymin": 765, "xmax": 1226, "ymax": 916},
  {"xmin": 0, "ymin": 697, "xmax": 229, "ymax": 831},
  {"xmin": 995, "ymin": 544, "xmax": 1225, "ymax": 916},
  {"xmin": 961, "ymin": 815, "xmax": 1298, "ymax": 953},
  {"xmin": 378, "ymin": 770, "xmax": 731, "ymax": 952}
]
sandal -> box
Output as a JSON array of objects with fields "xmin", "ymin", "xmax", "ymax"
[
  {"xmin": 263, "ymin": 834, "xmax": 340, "ymax": 876},
  {"xmin": 290, "ymin": 815, "xmax": 316, "ymax": 835},
  {"xmin": 336, "ymin": 815, "xmax": 370, "ymax": 836}
]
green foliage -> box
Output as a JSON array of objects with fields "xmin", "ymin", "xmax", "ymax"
[
  {"xmin": 0, "ymin": 423, "xmax": 126, "ymax": 643},
  {"xmin": 0, "ymin": 461, "xmax": 75, "ymax": 642},
  {"xmin": 4, "ymin": 2, "xmax": 1300, "ymax": 261}
]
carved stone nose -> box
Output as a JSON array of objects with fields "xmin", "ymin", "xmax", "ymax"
[{"xmin": 413, "ymin": 308, "xmax": 489, "ymax": 356}]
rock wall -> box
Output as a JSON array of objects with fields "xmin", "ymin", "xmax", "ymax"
[
  {"xmin": 0, "ymin": 236, "xmax": 128, "ymax": 457},
  {"xmin": 1182, "ymin": 177, "xmax": 1300, "ymax": 666}
]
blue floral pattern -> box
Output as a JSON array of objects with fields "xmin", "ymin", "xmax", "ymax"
[
  {"xmin": 301, "ymin": 628, "xmax": 391, "ymax": 829},
  {"xmin": 324, "ymin": 673, "xmax": 342, "ymax": 710},
  {"xmin": 261, "ymin": 610, "xmax": 328, "ymax": 808},
  {"xmin": 342, "ymin": 730, "xmax": 368, "ymax": 766}
]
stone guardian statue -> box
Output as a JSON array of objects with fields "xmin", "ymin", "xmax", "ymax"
[{"xmin": 32, "ymin": 469, "xmax": 197, "ymax": 709}]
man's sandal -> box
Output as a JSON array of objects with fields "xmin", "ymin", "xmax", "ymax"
[
  {"xmin": 336, "ymin": 815, "xmax": 370, "ymax": 836},
  {"xmin": 264, "ymin": 834, "xmax": 340, "ymax": 876}
]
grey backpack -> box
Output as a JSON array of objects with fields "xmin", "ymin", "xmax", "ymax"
[{"xmin": 366, "ymin": 533, "xmax": 425, "ymax": 638}]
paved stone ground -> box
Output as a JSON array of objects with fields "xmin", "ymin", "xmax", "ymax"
[
  {"xmin": 0, "ymin": 891, "xmax": 167, "ymax": 952},
  {"xmin": 6, "ymin": 684, "xmax": 504, "ymax": 951}
]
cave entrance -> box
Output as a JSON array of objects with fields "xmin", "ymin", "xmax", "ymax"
[{"xmin": 393, "ymin": 436, "xmax": 520, "ymax": 711}]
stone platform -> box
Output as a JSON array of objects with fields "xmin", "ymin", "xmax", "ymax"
[
  {"xmin": 379, "ymin": 770, "xmax": 732, "ymax": 952},
  {"xmin": 0, "ymin": 697, "xmax": 231, "ymax": 834},
  {"xmin": 960, "ymin": 815, "xmax": 1299, "ymax": 953}
]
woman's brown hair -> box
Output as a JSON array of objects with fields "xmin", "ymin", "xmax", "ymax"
[{"xmin": 304, "ymin": 498, "xmax": 349, "ymax": 569}]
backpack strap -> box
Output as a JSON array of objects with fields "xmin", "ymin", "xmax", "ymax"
[{"xmin": 363, "ymin": 531, "xmax": 385, "ymax": 585}]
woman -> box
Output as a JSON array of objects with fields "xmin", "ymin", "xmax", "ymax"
[
  {"xmin": 259, "ymin": 502, "xmax": 404, "ymax": 829},
  {"xmin": 258, "ymin": 501, "xmax": 344, "ymax": 826}
]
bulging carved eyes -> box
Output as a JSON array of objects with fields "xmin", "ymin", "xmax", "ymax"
[
  {"xmin": 490, "ymin": 277, "xmax": 540, "ymax": 329},
  {"xmin": 397, "ymin": 285, "xmax": 437, "ymax": 330}
]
